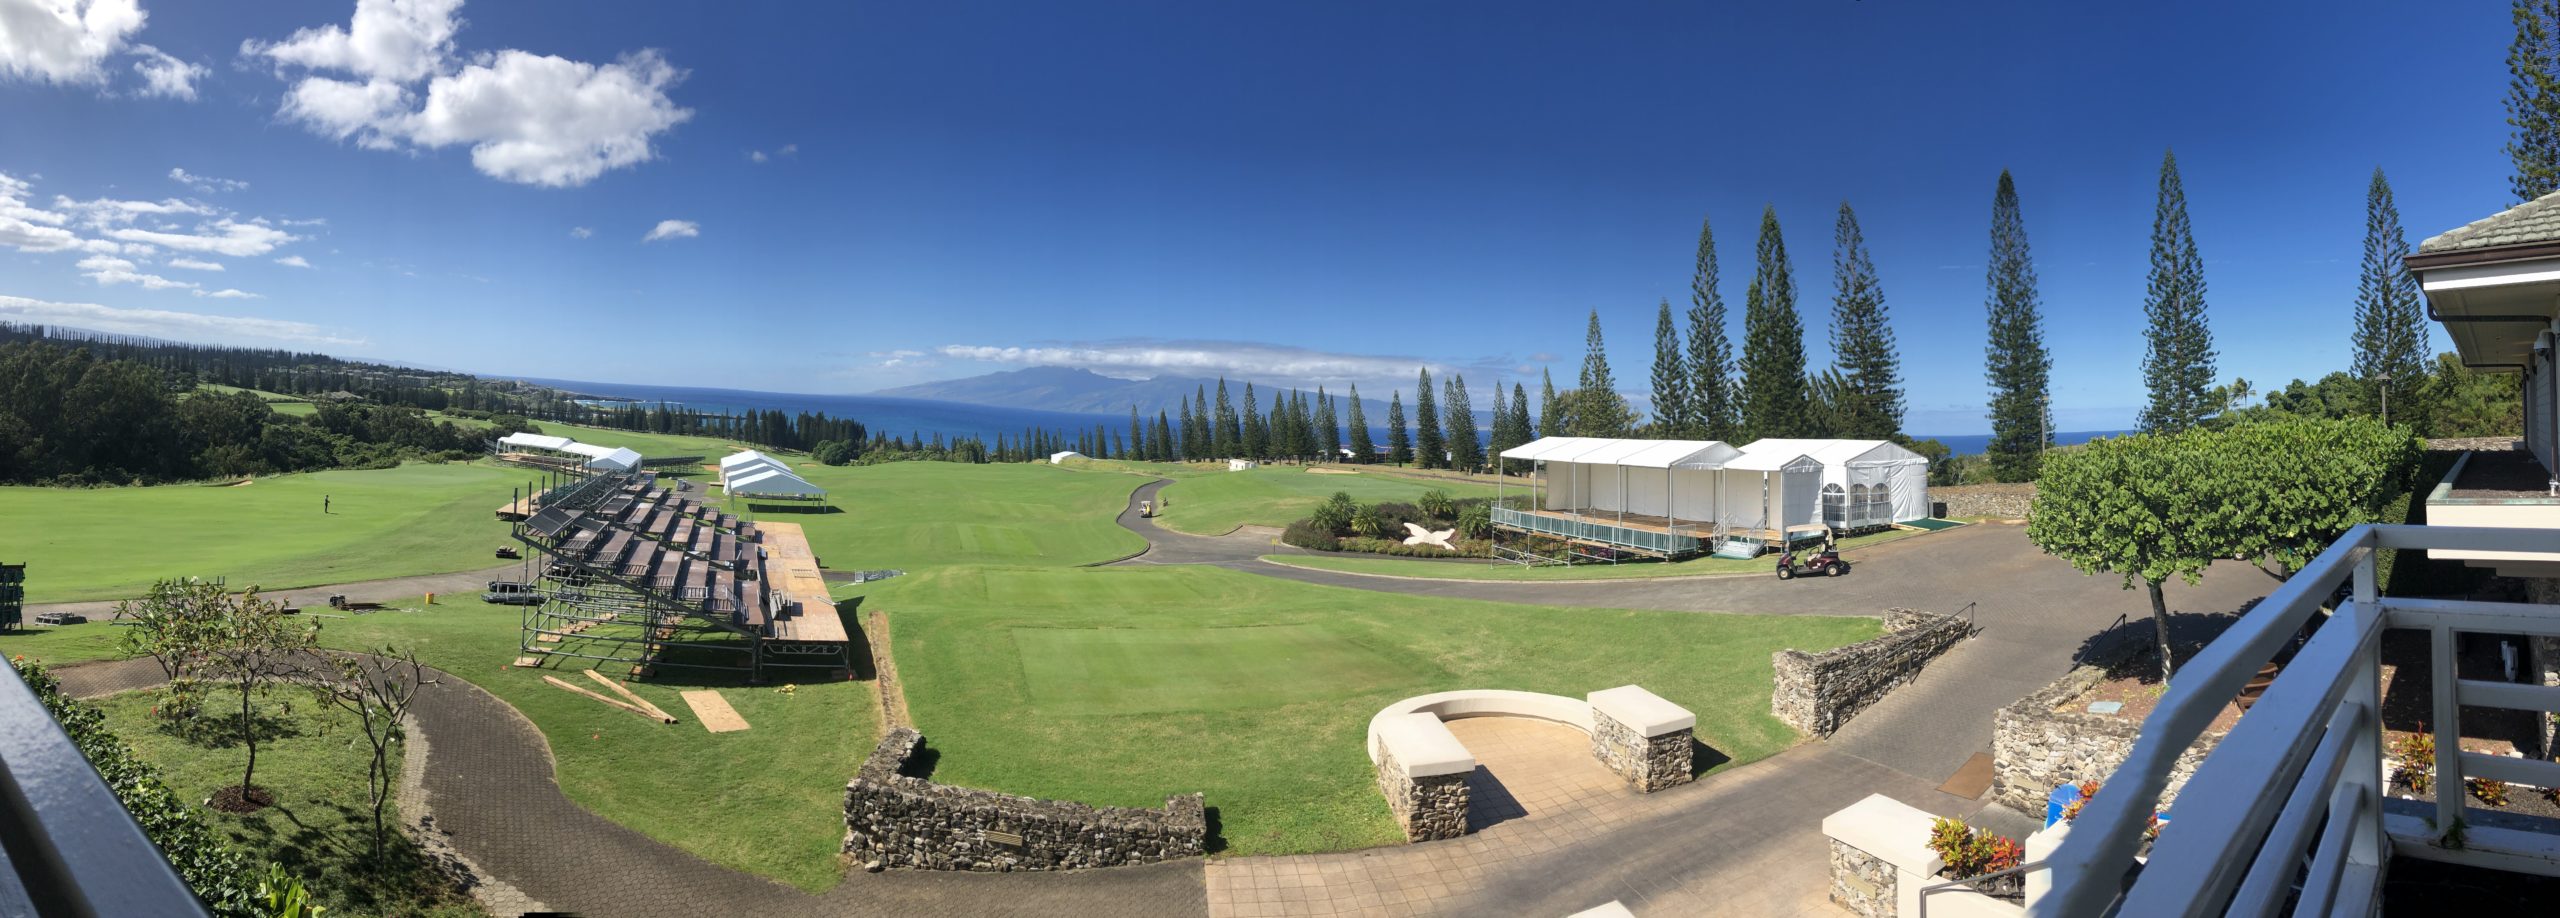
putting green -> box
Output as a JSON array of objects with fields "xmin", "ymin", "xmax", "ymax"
[{"xmin": 1013, "ymin": 624, "xmax": 1420, "ymax": 715}]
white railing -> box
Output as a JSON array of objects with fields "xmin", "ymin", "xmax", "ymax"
[{"xmin": 2040, "ymin": 524, "xmax": 2560, "ymax": 917}]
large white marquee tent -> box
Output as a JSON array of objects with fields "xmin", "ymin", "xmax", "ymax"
[
  {"xmin": 717, "ymin": 449, "xmax": 827, "ymax": 500},
  {"xmin": 1735, "ymin": 439, "xmax": 1931, "ymax": 530},
  {"xmin": 1493, "ymin": 436, "xmax": 1932, "ymax": 555},
  {"xmin": 497, "ymin": 432, "xmax": 642, "ymax": 472}
]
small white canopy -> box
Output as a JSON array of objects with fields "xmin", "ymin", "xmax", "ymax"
[
  {"xmin": 726, "ymin": 467, "xmax": 826, "ymax": 498},
  {"xmin": 1049, "ymin": 451, "xmax": 1086, "ymax": 464}
]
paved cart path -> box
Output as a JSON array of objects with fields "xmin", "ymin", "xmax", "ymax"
[
  {"xmin": 24, "ymin": 564, "xmax": 531, "ymax": 620},
  {"xmin": 1110, "ymin": 476, "xmax": 2276, "ymax": 789}
]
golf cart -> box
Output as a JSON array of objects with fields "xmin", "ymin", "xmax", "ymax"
[
  {"xmin": 1774, "ymin": 525, "xmax": 1847, "ymax": 580},
  {"xmin": 482, "ymin": 581, "xmax": 544, "ymax": 605}
]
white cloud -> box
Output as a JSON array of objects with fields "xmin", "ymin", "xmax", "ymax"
[
  {"xmin": 779, "ymin": 142, "xmax": 796, "ymax": 156},
  {"xmin": 870, "ymin": 348, "xmax": 927, "ymax": 368},
  {"xmin": 128, "ymin": 43, "xmax": 200, "ymax": 98},
  {"xmin": 568, "ymin": 225, "xmax": 591, "ymax": 239},
  {"xmin": 641, "ymin": 218, "xmax": 696, "ymax": 242},
  {"xmin": 0, "ymin": 0, "xmax": 144, "ymax": 86},
  {"xmin": 202, "ymin": 288, "xmax": 259, "ymax": 299},
  {"xmin": 168, "ymin": 167, "xmax": 247, "ymax": 193},
  {"xmin": 0, "ymin": 172, "xmax": 82, "ymax": 251},
  {"xmin": 165, "ymin": 256, "xmax": 223, "ymax": 271},
  {"xmin": 748, "ymin": 150, "xmax": 765, "ymax": 164},
  {"xmin": 0, "ymin": 293, "xmax": 359, "ymax": 345},
  {"xmin": 247, "ymin": 0, "xmax": 692, "ymax": 187},
  {"xmin": 933, "ymin": 339, "xmax": 1512, "ymax": 393},
  {"xmin": 77, "ymin": 253, "xmax": 197, "ymax": 290},
  {"xmin": 56, "ymin": 193, "xmax": 214, "ymax": 230},
  {"xmin": 273, "ymin": 254, "xmax": 312, "ymax": 268},
  {"xmin": 748, "ymin": 143, "xmax": 795, "ymax": 164},
  {"xmin": 107, "ymin": 219, "xmax": 297, "ymax": 257}
]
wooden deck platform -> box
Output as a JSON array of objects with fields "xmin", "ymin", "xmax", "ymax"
[
  {"xmin": 753, "ymin": 521, "xmax": 846, "ymax": 644},
  {"xmin": 1503, "ymin": 507, "xmax": 1784, "ymax": 543}
]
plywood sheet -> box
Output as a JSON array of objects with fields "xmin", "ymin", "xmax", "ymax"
[{"xmin": 682, "ymin": 689, "xmax": 750, "ymax": 733}]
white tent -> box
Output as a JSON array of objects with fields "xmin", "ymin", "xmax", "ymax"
[
  {"xmin": 1049, "ymin": 451, "xmax": 1086, "ymax": 464},
  {"xmin": 498, "ymin": 432, "xmax": 641, "ymax": 471},
  {"xmin": 719, "ymin": 450, "xmax": 784, "ymax": 472},
  {"xmin": 1733, "ymin": 439, "xmax": 1931, "ymax": 527},
  {"xmin": 1500, "ymin": 438, "xmax": 1749, "ymax": 526},
  {"xmin": 498, "ymin": 432, "xmax": 575, "ymax": 452},
  {"xmin": 726, "ymin": 467, "xmax": 826, "ymax": 499},
  {"xmin": 722, "ymin": 456, "xmax": 794, "ymax": 484},
  {"xmin": 1722, "ymin": 445, "xmax": 1826, "ymax": 533}
]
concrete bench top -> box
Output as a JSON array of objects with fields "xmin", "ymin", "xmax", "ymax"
[
  {"xmin": 1371, "ymin": 712, "xmax": 1476, "ymax": 779},
  {"xmin": 1586, "ymin": 685, "xmax": 1696, "ymax": 737},
  {"xmin": 1821, "ymin": 793, "xmax": 1945, "ymax": 876}
]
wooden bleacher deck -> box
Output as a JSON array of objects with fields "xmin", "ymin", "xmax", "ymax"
[
  {"xmin": 752, "ymin": 521, "xmax": 846, "ymax": 644},
  {"xmin": 1504, "ymin": 507, "xmax": 1783, "ymax": 543}
]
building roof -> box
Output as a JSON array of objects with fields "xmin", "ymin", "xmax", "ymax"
[
  {"xmin": 1496, "ymin": 437, "xmax": 1741, "ymax": 469},
  {"xmin": 1737, "ymin": 438, "xmax": 1926, "ymax": 467},
  {"xmin": 2417, "ymin": 189, "xmax": 2560, "ymax": 256},
  {"xmin": 726, "ymin": 467, "xmax": 825, "ymax": 497}
]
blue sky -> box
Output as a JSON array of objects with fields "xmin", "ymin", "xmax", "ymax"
[{"xmin": 0, "ymin": 0, "xmax": 2522, "ymax": 434}]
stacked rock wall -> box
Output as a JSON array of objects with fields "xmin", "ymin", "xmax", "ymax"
[
  {"xmin": 1373, "ymin": 745, "xmax": 1469, "ymax": 841},
  {"xmin": 843, "ymin": 728, "xmax": 1206, "ymax": 871},
  {"xmin": 1933, "ymin": 484, "xmax": 2036, "ymax": 521},
  {"xmin": 1772, "ymin": 609, "xmax": 1974, "ymax": 737},
  {"xmin": 1826, "ymin": 839, "xmax": 1896, "ymax": 918},
  {"xmin": 1989, "ymin": 663, "xmax": 2222, "ymax": 813},
  {"xmin": 1590, "ymin": 709, "xmax": 1693, "ymax": 792}
]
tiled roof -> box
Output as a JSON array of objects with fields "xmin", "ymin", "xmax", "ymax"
[{"xmin": 2419, "ymin": 189, "xmax": 2560, "ymax": 253}]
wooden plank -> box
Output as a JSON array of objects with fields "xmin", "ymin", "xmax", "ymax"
[
  {"xmin": 544, "ymin": 675, "xmax": 671, "ymax": 723},
  {"xmin": 584, "ymin": 670, "xmax": 680, "ymax": 723},
  {"xmin": 681, "ymin": 690, "xmax": 750, "ymax": 732}
]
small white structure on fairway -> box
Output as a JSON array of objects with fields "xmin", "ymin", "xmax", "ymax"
[
  {"xmin": 716, "ymin": 449, "xmax": 825, "ymax": 500},
  {"xmin": 1049, "ymin": 450, "xmax": 1086, "ymax": 464},
  {"xmin": 497, "ymin": 432, "xmax": 642, "ymax": 472},
  {"xmin": 1229, "ymin": 458, "xmax": 1257, "ymax": 471}
]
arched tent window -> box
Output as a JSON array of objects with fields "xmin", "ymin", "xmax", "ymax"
[
  {"xmin": 1823, "ymin": 484, "xmax": 1847, "ymax": 527},
  {"xmin": 1866, "ymin": 483, "xmax": 1892, "ymax": 526}
]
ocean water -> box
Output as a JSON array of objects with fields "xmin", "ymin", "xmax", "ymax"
[{"xmin": 527, "ymin": 378, "xmax": 2125, "ymax": 457}]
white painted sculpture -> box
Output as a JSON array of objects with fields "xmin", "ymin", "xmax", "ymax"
[{"xmin": 1402, "ymin": 522, "xmax": 1457, "ymax": 549}]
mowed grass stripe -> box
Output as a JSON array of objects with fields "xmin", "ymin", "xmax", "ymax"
[{"xmin": 1013, "ymin": 624, "xmax": 1429, "ymax": 715}]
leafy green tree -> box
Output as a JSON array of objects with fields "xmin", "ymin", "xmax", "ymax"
[
  {"xmin": 310, "ymin": 647, "xmax": 436, "ymax": 861},
  {"xmin": 1571, "ymin": 311, "xmax": 1635, "ymax": 436},
  {"xmin": 1414, "ymin": 369, "xmax": 1445, "ymax": 468},
  {"xmin": 1155, "ymin": 411, "xmax": 1174, "ymax": 461},
  {"xmin": 1346, "ymin": 384, "xmax": 1374, "ymax": 462},
  {"xmin": 1649, "ymin": 299, "xmax": 1691, "ymax": 436},
  {"xmin": 2432, "ymin": 352, "xmax": 2526, "ymax": 436},
  {"xmin": 1486, "ymin": 383, "xmax": 1514, "ymax": 466},
  {"xmin": 2351, "ymin": 168, "xmax": 2431, "ymax": 432},
  {"xmin": 2509, "ymin": 0, "xmax": 2560, "ymax": 201},
  {"xmin": 1803, "ymin": 369, "xmax": 1853, "ymax": 438},
  {"xmin": 1687, "ymin": 213, "xmax": 1737, "ymax": 441},
  {"xmin": 1738, "ymin": 205, "xmax": 1807, "ymax": 441},
  {"xmin": 1984, "ymin": 170, "xmax": 2053, "ymax": 482},
  {"xmin": 2213, "ymin": 417, "xmax": 2420, "ymax": 578},
  {"xmin": 2027, "ymin": 432, "xmax": 2221, "ymax": 682},
  {"xmin": 2139, "ymin": 150, "xmax": 2217, "ymax": 434},
  {"xmin": 1387, "ymin": 390, "xmax": 1413, "ymax": 466},
  {"xmin": 1830, "ymin": 202, "xmax": 1904, "ymax": 439},
  {"xmin": 1507, "ymin": 382, "xmax": 1533, "ymax": 470}
]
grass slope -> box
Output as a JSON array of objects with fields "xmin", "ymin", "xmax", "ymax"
[
  {"xmin": 5, "ymin": 600, "xmax": 879, "ymax": 893},
  {"xmin": 92, "ymin": 685, "xmax": 480, "ymax": 917},
  {"xmin": 776, "ymin": 462, "xmax": 1147, "ymax": 570},
  {"xmin": 1266, "ymin": 528, "xmax": 1935, "ymax": 581},
  {"xmin": 1149, "ymin": 465, "xmax": 1499, "ymax": 535},
  {"xmin": 862, "ymin": 563, "xmax": 1876, "ymax": 856},
  {"xmin": 0, "ymin": 462, "xmax": 520, "ymax": 602}
]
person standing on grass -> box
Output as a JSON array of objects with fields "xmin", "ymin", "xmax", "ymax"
[{"xmin": 324, "ymin": 494, "xmax": 331, "ymax": 514}]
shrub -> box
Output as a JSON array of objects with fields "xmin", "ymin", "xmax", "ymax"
[
  {"xmin": 2390, "ymin": 731, "xmax": 2435, "ymax": 793},
  {"xmin": 1455, "ymin": 503, "xmax": 1492, "ymax": 540},
  {"xmin": 1337, "ymin": 537, "xmax": 1484, "ymax": 558},
  {"xmin": 1927, "ymin": 817, "xmax": 2023, "ymax": 886},
  {"xmin": 2469, "ymin": 776, "xmax": 2510, "ymax": 808},
  {"xmin": 1309, "ymin": 492, "xmax": 1356, "ymax": 534},
  {"xmin": 1349, "ymin": 504, "xmax": 1389, "ymax": 539},
  {"xmin": 10, "ymin": 658, "xmax": 263, "ymax": 916},
  {"xmin": 1281, "ymin": 518, "xmax": 1342, "ymax": 551},
  {"xmin": 1418, "ymin": 489, "xmax": 1455, "ymax": 519}
]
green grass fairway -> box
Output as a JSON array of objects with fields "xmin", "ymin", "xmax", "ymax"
[
  {"xmin": 863, "ymin": 563, "xmax": 1876, "ymax": 856},
  {"xmin": 1015, "ymin": 624, "xmax": 1422, "ymax": 715},
  {"xmin": 92, "ymin": 685, "xmax": 478, "ymax": 917},
  {"xmin": 5, "ymin": 597, "xmax": 878, "ymax": 894},
  {"xmin": 776, "ymin": 462, "xmax": 1147, "ymax": 570},
  {"xmin": 1151, "ymin": 465, "xmax": 1499, "ymax": 535},
  {"xmin": 1264, "ymin": 528, "xmax": 1935, "ymax": 581},
  {"xmin": 0, "ymin": 462, "xmax": 520, "ymax": 602}
]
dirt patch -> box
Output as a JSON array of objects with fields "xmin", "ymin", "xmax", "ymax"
[
  {"xmin": 226, "ymin": 478, "xmax": 255, "ymax": 487},
  {"xmin": 209, "ymin": 784, "xmax": 274, "ymax": 813},
  {"xmin": 2377, "ymin": 627, "xmax": 2542, "ymax": 759},
  {"xmin": 1306, "ymin": 468, "xmax": 1359, "ymax": 475}
]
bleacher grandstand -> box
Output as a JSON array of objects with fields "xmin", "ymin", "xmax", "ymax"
[{"xmin": 505, "ymin": 463, "xmax": 849, "ymax": 681}]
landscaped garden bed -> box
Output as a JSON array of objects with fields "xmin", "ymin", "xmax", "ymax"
[{"xmin": 1280, "ymin": 489, "xmax": 1493, "ymax": 558}]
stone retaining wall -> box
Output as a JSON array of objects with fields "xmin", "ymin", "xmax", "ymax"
[
  {"xmin": 1933, "ymin": 484, "xmax": 2036, "ymax": 521},
  {"xmin": 1827, "ymin": 839, "xmax": 1896, "ymax": 918},
  {"xmin": 1374, "ymin": 745, "xmax": 1469, "ymax": 841},
  {"xmin": 1988, "ymin": 662, "xmax": 2222, "ymax": 813},
  {"xmin": 843, "ymin": 728, "xmax": 1206, "ymax": 871},
  {"xmin": 1773, "ymin": 609, "xmax": 1974, "ymax": 737},
  {"xmin": 1591, "ymin": 709, "xmax": 1692, "ymax": 792}
]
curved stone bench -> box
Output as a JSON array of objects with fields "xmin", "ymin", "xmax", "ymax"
[{"xmin": 1367, "ymin": 686, "xmax": 1697, "ymax": 842}]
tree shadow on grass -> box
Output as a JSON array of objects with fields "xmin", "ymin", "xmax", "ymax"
[{"xmin": 162, "ymin": 707, "xmax": 306, "ymax": 750}]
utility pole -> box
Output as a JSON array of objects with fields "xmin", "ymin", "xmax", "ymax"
[
  {"xmin": 2376, "ymin": 371, "xmax": 2391, "ymax": 427},
  {"xmin": 2039, "ymin": 393, "xmax": 2050, "ymax": 452}
]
